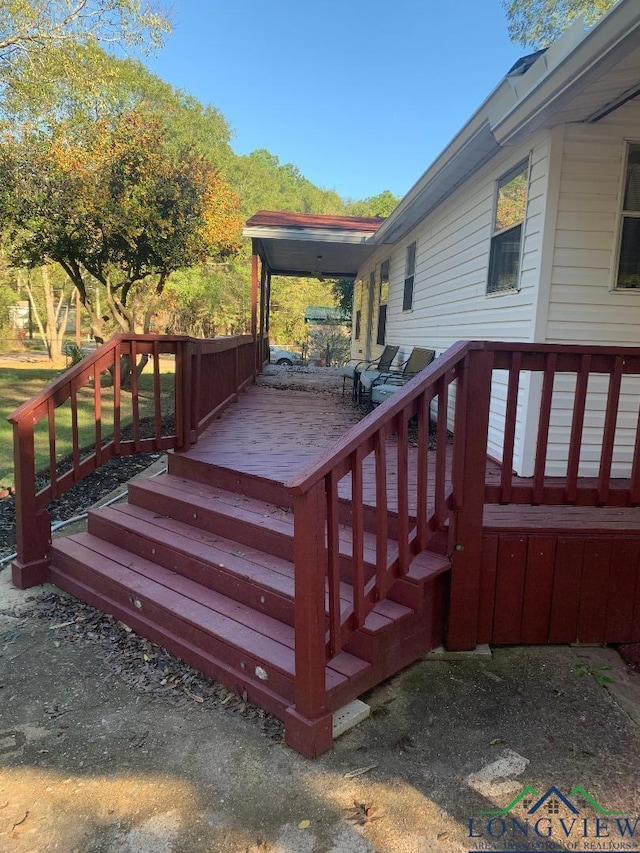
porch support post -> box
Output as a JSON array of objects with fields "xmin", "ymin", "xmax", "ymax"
[
  {"xmin": 285, "ymin": 481, "xmax": 333, "ymax": 758},
  {"xmin": 251, "ymin": 241, "xmax": 259, "ymax": 374},
  {"xmin": 446, "ymin": 347, "xmax": 493, "ymax": 650},
  {"xmin": 258, "ymin": 258, "xmax": 267, "ymax": 370}
]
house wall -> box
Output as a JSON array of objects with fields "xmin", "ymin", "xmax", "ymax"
[
  {"xmin": 356, "ymin": 132, "xmax": 554, "ymax": 474},
  {"xmin": 543, "ymin": 98, "xmax": 640, "ymax": 476}
]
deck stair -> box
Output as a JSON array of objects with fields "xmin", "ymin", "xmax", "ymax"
[{"xmin": 49, "ymin": 469, "xmax": 450, "ymax": 751}]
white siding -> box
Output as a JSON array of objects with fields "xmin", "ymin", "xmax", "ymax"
[
  {"xmin": 357, "ymin": 133, "xmax": 552, "ymax": 472},
  {"xmin": 544, "ymin": 98, "xmax": 640, "ymax": 475}
]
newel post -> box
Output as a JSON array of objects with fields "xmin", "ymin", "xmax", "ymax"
[
  {"xmin": 175, "ymin": 338, "xmax": 194, "ymax": 450},
  {"xmin": 284, "ymin": 481, "xmax": 333, "ymax": 758},
  {"xmin": 446, "ymin": 348, "xmax": 493, "ymax": 650},
  {"xmin": 12, "ymin": 419, "xmax": 51, "ymax": 589}
]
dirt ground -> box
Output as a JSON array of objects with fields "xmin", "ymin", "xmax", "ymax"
[{"xmin": 1, "ymin": 365, "xmax": 639, "ymax": 852}]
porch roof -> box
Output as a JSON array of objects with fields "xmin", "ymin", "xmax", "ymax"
[{"xmin": 243, "ymin": 210, "xmax": 384, "ymax": 279}]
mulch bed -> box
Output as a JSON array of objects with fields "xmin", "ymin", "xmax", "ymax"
[{"xmin": 0, "ymin": 452, "xmax": 160, "ymax": 561}]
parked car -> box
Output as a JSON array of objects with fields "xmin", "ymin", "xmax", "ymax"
[{"xmin": 269, "ymin": 345, "xmax": 302, "ymax": 366}]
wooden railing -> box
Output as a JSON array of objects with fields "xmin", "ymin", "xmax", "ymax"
[
  {"xmin": 9, "ymin": 333, "xmax": 258, "ymax": 588},
  {"xmin": 283, "ymin": 341, "xmax": 485, "ymax": 724},
  {"xmin": 284, "ymin": 339, "xmax": 640, "ymax": 715}
]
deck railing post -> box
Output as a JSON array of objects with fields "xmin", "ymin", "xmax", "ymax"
[
  {"xmin": 12, "ymin": 419, "xmax": 51, "ymax": 588},
  {"xmin": 284, "ymin": 482, "xmax": 333, "ymax": 757},
  {"xmin": 175, "ymin": 338, "xmax": 194, "ymax": 450},
  {"xmin": 447, "ymin": 347, "xmax": 494, "ymax": 650}
]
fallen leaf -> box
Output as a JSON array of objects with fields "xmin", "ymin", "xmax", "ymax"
[
  {"xmin": 298, "ymin": 820, "xmax": 310, "ymax": 830},
  {"xmin": 437, "ymin": 831, "xmax": 449, "ymax": 842},
  {"xmin": 489, "ymin": 738, "xmax": 504, "ymax": 746}
]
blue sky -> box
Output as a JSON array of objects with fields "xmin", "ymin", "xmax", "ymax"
[{"xmin": 144, "ymin": 1, "xmax": 525, "ymax": 202}]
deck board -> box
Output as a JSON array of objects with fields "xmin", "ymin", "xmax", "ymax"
[{"xmin": 176, "ymin": 383, "xmax": 640, "ymax": 534}]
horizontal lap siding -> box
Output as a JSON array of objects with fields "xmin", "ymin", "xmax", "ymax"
[
  {"xmin": 358, "ymin": 137, "xmax": 550, "ymax": 471},
  {"xmin": 544, "ymin": 100, "xmax": 640, "ymax": 476}
]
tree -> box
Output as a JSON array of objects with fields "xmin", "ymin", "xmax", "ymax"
[
  {"xmin": 502, "ymin": 0, "xmax": 616, "ymax": 48},
  {"xmin": 0, "ymin": 109, "xmax": 243, "ymax": 345},
  {"xmin": 346, "ymin": 189, "xmax": 399, "ymax": 218},
  {"xmin": 0, "ymin": 1, "xmax": 170, "ymax": 88}
]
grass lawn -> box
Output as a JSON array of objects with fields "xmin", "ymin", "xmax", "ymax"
[{"xmin": 0, "ymin": 358, "xmax": 176, "ymax": 488}]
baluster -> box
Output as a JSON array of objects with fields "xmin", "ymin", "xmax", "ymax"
[
  {"xmin": 374, "ymin": 427, "xmax": 389, "ymax": 595},
  {"xmin": 396, "ymin": 409, "xmax": 410, "ymax": 575},
  {"xmin": 47, "ymin": 397, "xmax": 57, "ymax": 499},
  {"xmin": 434, "ymin": 376, "xmax": 448, "ymax": 528},
  {"xmin": 533, "ymin": 352, "xmax": 556, "ymax": 505},
  {"xmin": 130, "ymin": 339, "xmax": 140, "ymax": 451},
  {"xmin": 70, "ymin": 383, "xmax": 79, "ymax": 480},
  {"xmin": 416, "ymin": 392, "xmax": 430, "ymax": 549},
  {"xmin": 326, "ymin": 471, "xmax": 342, "ymax": 657},
  {"xmin": 566, "ymin": 353, "xmax": 590, "ymax": 503},
  {"xmin": 153, "ymin": 340, "xmax": 162, "ymax": 447},
  {"xmin": 598, "ymin": 355, "xmax": 623, "ymax": 505},
  {"xmin": 351, "ymin": 447, "xmax": 365, "ymax": 628},
  {"xmin": 94, "ymin": 362, "xmax": 102, "ymax": 468},
  {"xmin": 500, "ymin": 352, "xmax": 521, "ymax": 503}
]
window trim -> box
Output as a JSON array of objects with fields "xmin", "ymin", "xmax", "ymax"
[
  {"xmin": 376, "ymin": 259, "xmax": 390, "ymax": 345},
  {"xmin": 612, "ymin": 139, "xmax": 640, "ymax": 292},
  {"xmin": 403, "ymin": 242, "xmax": 416, "ymax": 311},
  {"xmin": 486, "ymin": 158, "xmax": 530, "ymax": 296}
]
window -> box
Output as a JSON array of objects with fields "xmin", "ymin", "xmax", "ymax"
[
  {"xmin": 403, "ymin": 243, "xmax": 416, "ymax": 310},
  {"xmin": 616, "ymin": 143, "xmax": 640, "ymax": 289},
  {"xmin": 487, "ymin": 161, "xmax": 529, "ymax": 294},
  {"xmin": 377, "ymin": 260, "xmax": 390, "ymax": 345},
  {"xmin": 354, "ymin": 279, "xmax": 363, "ymax": 339}
]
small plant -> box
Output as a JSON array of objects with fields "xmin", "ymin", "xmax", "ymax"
[
  {"xmin": 573, "ymin": 662, "xmax": 616, "ymax": 687},
  {"xmin": 64, "ymin": 343, "xmax": 85, "ymax": 367}
]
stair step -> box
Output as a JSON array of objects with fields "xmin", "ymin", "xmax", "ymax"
[
  {"xmin": 168, "ymin": 454, "xmax": 293, "ymax": 508},
  {"xmin": 88, "ymin": 504, "xmax": 301, "ymax": 625},
  {"xmin": 128, "ymin": 474, "xmax": 399, "ymax": 570},
  {"xmin": 88, "ymin": 503, "xmax": 414, "ymax": 634},
  {"xmin": 50, "ymin": 534, "xmax": 371, "ymax": 715}
]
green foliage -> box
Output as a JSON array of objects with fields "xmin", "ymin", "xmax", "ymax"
[
  {"xmin": 308, "ymin": 326, "xmax": 351, "ymax": 367},
  {"xmin": 0, "ymin": 0, "xmax": 170, "ymax": 101},
  {"xmin": 502, "ymin": 0, "xmax": 616, "ymax": 48},
  {"xmin": 0, "ymin": 109, "xmax": 242, "ymax": 336},
  {"xmin": 573, "ymin": 662, "xmax": 616, "ymax": 687},
  {"xmin": 332, "ymin": 278, "xmax": 354, "ymax": 319},
  {"xmin": 269, "ymin": 276, "xmax": 340, "ymax": 349},
  {"xmin": 346, "ymin": 190, "xmax": 399, "ymax": 218}
]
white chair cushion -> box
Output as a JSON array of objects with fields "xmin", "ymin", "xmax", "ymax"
[{"xmin": 371, "ymin": 382, "xmax": 406, "ymax": 404}]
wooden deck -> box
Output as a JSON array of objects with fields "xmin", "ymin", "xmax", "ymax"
[
  {"xmin": 13, "ymin": 343, "xmax": 640, "ymax": 757},
  {"xmin": 177, "ymin": 381, "xmax": 640, "ymax": 533}
]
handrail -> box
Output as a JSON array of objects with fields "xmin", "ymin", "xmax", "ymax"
[
  {"xmin": 285, "ymin": 340, "xmax": 472, "ymax": 494},
  {"xmin": 10, "ymin": 332, "xmax": 259, "ymax": 590}
]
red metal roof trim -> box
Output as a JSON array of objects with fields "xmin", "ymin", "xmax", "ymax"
[{"xmin": 245, "ymin": 210, "xmax": 385, "ymax": 233}]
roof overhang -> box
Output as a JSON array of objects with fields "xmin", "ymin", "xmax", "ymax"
[
  {"xmin": 374, "ymin": 0, "xmax": 640, "ymax": 246},
  {"xmin": 243, "ymin": 211, "xmax": 383, "ymax": 278}
]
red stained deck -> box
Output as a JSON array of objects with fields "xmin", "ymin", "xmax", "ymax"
[{"xmin": 178, "ymin": 383, "xmax": 640, "ymax": 533}]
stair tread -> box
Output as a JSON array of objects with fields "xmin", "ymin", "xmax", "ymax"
[
  {"xmin": 90, "ymin": 504, "xmax": 369, "ymax": 619},
  {"xmin": 51, "ymin": 533, "xmax": 369, "ymax": 689},
  {"xmin": 130, "ymin": 474, "xmax": 397, "ymax": 563},
  {"xmin": 408, "ymin": 549, "xmax": 451, "ymax": 580}
]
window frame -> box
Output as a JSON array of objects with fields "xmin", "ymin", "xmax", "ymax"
[
  {"xmin": 376, "ymin": 259, "xmax": 390, "ymax": 345},
  {"xmin": 613, "ymin": 140, "xmax": 640, "ymax": 291},
  {"xmin": 403, "ymin": 242, "xmax": 416, "ymax": 311},
  {"xmin": 486, "ymin": 158, "xmax": 530, "ymax": 296}
]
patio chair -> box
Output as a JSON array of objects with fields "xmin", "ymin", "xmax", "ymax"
[
  {"xmin": 367, "ymin": 347, "xmax": 436, "ymax": 407},
  {"xmin": 341, "ymin": 345, "xmax": 399, "ymax": 399}
]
